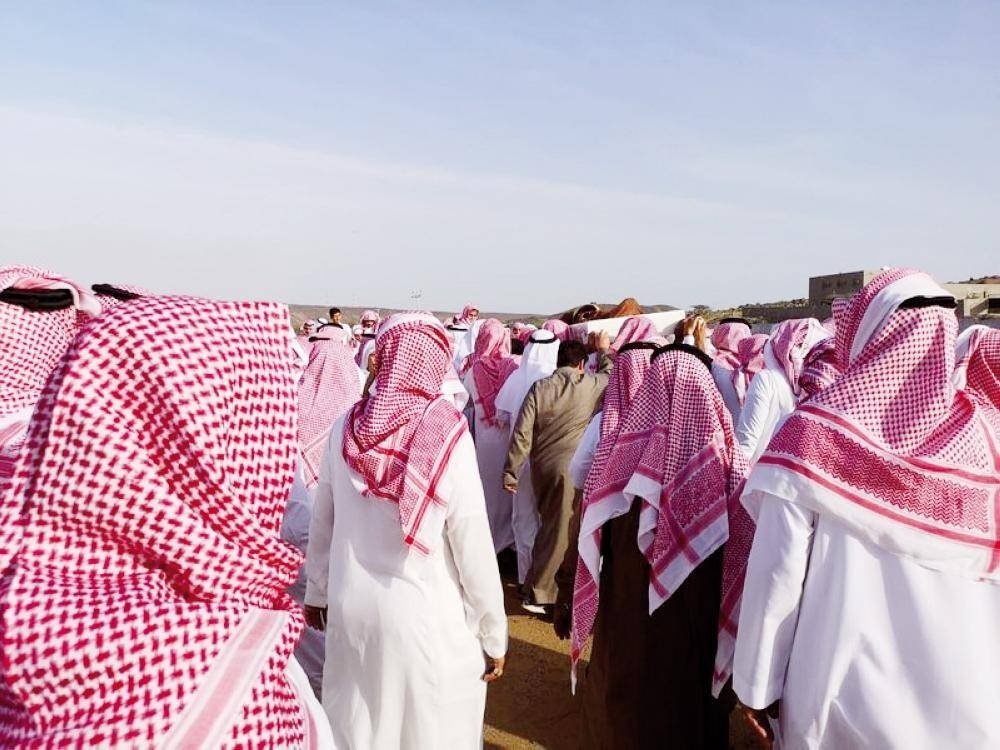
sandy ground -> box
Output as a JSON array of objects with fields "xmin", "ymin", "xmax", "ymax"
[{"xmin": 483, "ymin": 555, "xmax": 765, "ymax": 750}]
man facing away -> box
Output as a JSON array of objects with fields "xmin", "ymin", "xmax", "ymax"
[{"xmin": 503, "ymin": 335, "xmax": 611, "ymax": 614}]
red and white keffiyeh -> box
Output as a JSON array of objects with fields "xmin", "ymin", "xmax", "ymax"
[
  {"xmin": 297, "ymin": 337, "xmax": 363, "ymax": 488},
  {"xmin": 570, "ymin": 343, "xmax": 658, "ymax": 679},
  {"xmin": 0, "ymin": 296, "xmax": 309, "ymax": 747},
  {"xmin": 711, "ymin": 321, "xmax": 751, "ymax": 371},
  {"xmin": 955, "ymin": 326, "xmax": 1000, "ymax": 405},
  {"xmin": 542, "ymin": 319, "xmax": 571, "ymax": 341},
  {"xmin": 798, "ymin": 336, "xmax": 843, "ymax": 401},
  {"xmin": 468, "ymin": 319, "xmax": 519, "ymax": 428},
  {"xmin": 746, "ymin": 268, "xmax": 1000, "ymax": 580},
  {"xmin": 765, "ymin": 318, "xmax": 832, "ymax": 398},
  {"xmin": 610, "ymin": 316, "xmax": 660, "ymax": 353},
  {"xmin": 0, "ymin": 266, "xmax": 99, "ymax": 497},
  {"xmin": 1, "ymin": 266, "xmax": 97, "ymax": 415},
  {"xmin": 712, "ymin": 321, "xmax": 754, "ymax": 404},
  {"xmin": 963, "ymin": 327, "xmax": 1000, "ymax": 409},
  {"xmin": 360, "ymin": 309, "xmax": 380, "ymax": 332},
  {"xmin": 456, "ymin": 303, "xmax": 479, "ymax": 327},
  {"xmin": 342, "ymin": 312, "xmax": 468, "ymax": 555},
  {"xmin": 571, "ymin": 346, "xmax": 749, "ymax": 694},
  {"xmin": 737, "ymin": 334, "xmax": 768, "ymax": 380}
]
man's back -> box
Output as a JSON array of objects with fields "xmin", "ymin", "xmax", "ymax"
[{"xmin": 521, "ymin": 367, "xmax": 609, "ymax": 470}]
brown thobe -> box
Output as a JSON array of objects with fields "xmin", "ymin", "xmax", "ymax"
[
  {"xmin": 503, "ymin": 360, "xmax": 609, "ymax": 604},
  {"xmin": 569, "ymin": 499, "xmax": 732, "ymax": 749}
]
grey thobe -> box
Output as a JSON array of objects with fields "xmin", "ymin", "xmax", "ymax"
[{"xmin": 503, "ymin": 360, "xmax": 609, "ymax": 604}]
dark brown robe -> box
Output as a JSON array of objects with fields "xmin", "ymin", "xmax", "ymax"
[{"xmin": 577, "ymin": 500, "xmax": 732, "ymax": 749}]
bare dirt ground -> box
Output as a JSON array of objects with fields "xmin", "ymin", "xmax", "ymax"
[{"xmin": 483, "ymin": 560, "xmax": 765, "ymax": 749}]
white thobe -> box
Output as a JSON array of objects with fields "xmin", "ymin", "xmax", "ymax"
[
  {"xmin": 735, "ymin": 369, "xmax": 795, "ymax": 462},
  {"xmin": 498, "ymin": 407, "xmax": 541, "ymax": 584},
  {"xmin": 279, "ymin": 466, "xmax": 326, "ymax": 699},
  {"xmin": 568, "ymin": 413, "xmax": 602, "ymax": 490},
  {"xmin": 711, "ymin": 362, "xmax": 743, "ymax": 424},
  {"xmin": 304, "ymin": 422, "xmax": 507, "ymax": 750},
  {"xmin": 735, "ymin": 495, "xmax": 1000, "ymax": 749},
  {"xmin": 463, "ymin": 373, "xmax": 515, "ymax": 553}
]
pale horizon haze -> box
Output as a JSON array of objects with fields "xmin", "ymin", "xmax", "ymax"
[{"xmin": 1, "ymin": 3, "xmax": 998, "ymax": 313}]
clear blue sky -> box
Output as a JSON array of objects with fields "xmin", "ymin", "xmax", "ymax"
[{"xmin": 1, "ymin": 2, "xmax": 997, "ymax": 313}]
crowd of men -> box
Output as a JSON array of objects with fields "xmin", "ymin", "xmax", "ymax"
[{"xmin": 0, "ymin": 264, "xmax": 998, "ymax": 749}]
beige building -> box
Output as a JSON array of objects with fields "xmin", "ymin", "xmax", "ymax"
[{"xmin": 807, "ymin": 271, "xmax": 999, "ymax": 319}]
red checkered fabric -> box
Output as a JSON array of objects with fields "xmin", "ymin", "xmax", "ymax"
[
  {"xmin": 359, "ymin": 309, "xmax": 380, "ymax": 331},
  {"xmin": 766, "ymin": 318, "xmax": 832, "ymax": 398},
  {"xmin": 610, "ymin": 317, "xmax": 660, "ymax": 353},
  {"xmin": 0, "ymin": 296, "xmax": 307, "ymax": 746},
  {"xmin": 571, "ymin": 345, "xmax": 657, "ymax": 678},
  {"xmin": 749, "ymin": 269, "xmax": 1000, "ymax": 579},
  {"xmin": 798, "ymin": 336, "xmax": 843, "ymax": 400},
  {"xmin": 711, "ymin": 322, "xmax": 751, "ymax": 371},
  {"xmin": 0, "ymin": 266, "xmax": 99, "ymax": 552},
  {"xmin": 342, "ymin": 313, "xmax": 468, "ymax": 555},
  {"xmin": 456, "ymin": 303, "xmax": 479, "ymax": 326},
  {"xmin": 713, "ymin": 322, "xmax": 754, "ymax": 404},
  {"xmin": 542, "ymin": 319, "xmax": 570, "ymax": 341},
  {"xmin": 468, "ymin": 319, "xmax": 518, "ymax": 429},
  {"xmin": 964, "ymin": 328, "xmax": 1000, "ymax": 408},
  {"xmin": 297, "ymin": 337, "xmax": 363, "ymax": 488},
  {"xmin": 571, "ymin": 347, "xmax": 749, "ymax": 694},
  {"xmin": 737, "ymin": 334, "xmax": 768, "ymax": 379},
  {"xmin": 0, "ymin": 266, "xmax": 95, "ymax": 418}
]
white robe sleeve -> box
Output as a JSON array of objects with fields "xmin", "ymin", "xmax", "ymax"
[
  {"xmin": 280, "ymin": 463, "xmax": 313, "ymax": 553},
  {"xmin": 569, "ymin": 413, "xmax": 602, "ymax": 490},
  {"xmin": 711, "ymin": 362, "xmax": 743, "ymax": 424},
  {"xmin": 444, "ymin": 433, "xmax": 509, "ymax": 659},
  {"xmin": 733, "ymin": 494, "xmax": 816, "ymax": 709},
  {"xmin": 736, "ymin": 372, "xmax": 775, "ymax": 462},
  {"xmin": 303, "ymin": 444, "xmax": 336, "ymax": 608}
]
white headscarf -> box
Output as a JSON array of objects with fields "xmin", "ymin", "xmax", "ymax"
[{"xmin": 494, "ymin": 330, "xmax": 559, "ymax": 420}]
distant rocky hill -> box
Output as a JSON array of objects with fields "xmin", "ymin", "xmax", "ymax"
[{"xmin": 952, "ymin": 275, "xmax": 1000, "ymax": 284}]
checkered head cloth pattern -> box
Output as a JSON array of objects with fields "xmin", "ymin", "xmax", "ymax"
[
  {"xmin": 711, "ymin": 321, "xmax": 751, "ymax": 371},
  {"xmin": 571, "ymin": 347, "xmax": 749, "ymax": 694},
  {"xmin": 964, "ymin": 328, "xmax": 1000, "ymax": 408},
  {"xmin": 457, "ymin": 303, "xmax": 479, "ymax": 326},
  {"xmin": 747, "ymin": 268, "xmax": 1000, "ymax": 579},
  {"xmin": 798, "ymin": 336, "xmax": 843, "ymax": 400},
  {"xmin": 342, "ymin": 312, "xmax": 468, "ymax": 555},
  {"xmin": 766, "ymin": 318, "xmax": 832, "ymax": 398},
  {"xmin": 0, "ymin": 266, "xmax": 101, "ymax": 522},
  {"xmin": 737, "ymin": 334, "xmax": 768, "ymax": 379},
  {"xmin": 297, "ymin": 337, "xmax": 363, "ymax": 488},
  {"xmin": 570, "ymin": 344, "xmax": 657, "ymax": 679},
  {"xmin": 469, "ymin": 319, "xmax": 519, "ymax": 428},
  {"xmin": 0, "ymin": 295, "xmax": 308, "ymax": 746},
  {"xmin": 542, "ymin": 319, "xmax": 571, "ymax": 341},
  {"xmin": 712, "ymin": 321, "xmax": 754, "ymax": 404},
  {"xmin": 0, "ymin": 266, "xmax": 97, "ymax": 419},
  {"xmin": 610, "ymin": 317, "xmax": 660, "ymax": 353}
]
